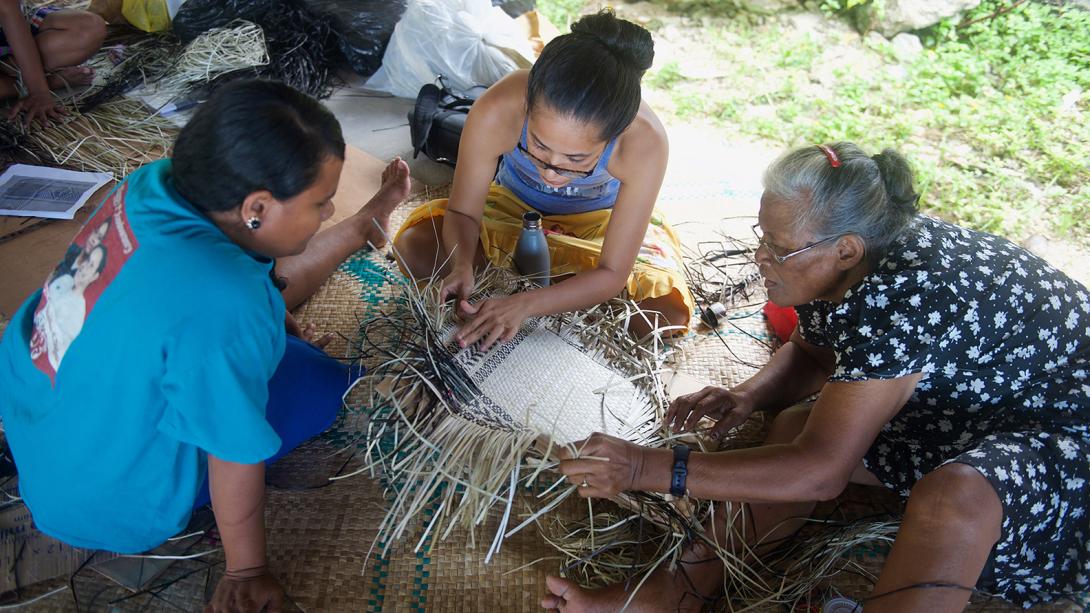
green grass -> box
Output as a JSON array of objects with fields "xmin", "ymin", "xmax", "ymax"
[
  {"xmin": 537, "ymin": 0, "xmax": 586, "ymax": 30},
  {"xmin": 647, "ymin": 61, "xmax": 686, "ymax": 89},
  {"xmin": 651, "ymin": 0, "xmax": 1090, "ymax": 241}
]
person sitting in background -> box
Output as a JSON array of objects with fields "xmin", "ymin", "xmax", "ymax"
[
  {"xmin": 0, "ymin": 78, "xmax": 410, "ymax": 612},
  {"xmin": 544, "ymin": 142, "xmax": 1090, "ymax": 612},
  {"xmin": 0, "ymin": 0, "xmax": 105, "ymax": 125}
]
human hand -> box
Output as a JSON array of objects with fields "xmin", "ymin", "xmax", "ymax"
[
  {"xmin": 204, "ymin": 567, "xmax": 284, "ymax": 613},
  {"xmin": 556, "ymin": 432, "xmax": 652, "ymax": 498},
  {"xmin": 665, "ymin": 385, "xmax": 755, "ymax": 440},
  {"xmin": 9, "ymin": 91, "xmax": 64, "ymax": 127},
  {"xmin": 439, "ymin": 266, "xmax": 475, "ymax": 304},
  {"xmin": 454, "ymin": 294, "xmax": 529, "ymax": 351}
]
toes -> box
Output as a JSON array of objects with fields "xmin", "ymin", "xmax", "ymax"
[
  {"xmin": 54, "ymin": 66, "xmax": 96, "ymax": 86},
  {"xmin": 382, "ymin": 157, "xmax": 401, "ymax": 180},
  {"xmin": 383, "ymin": 157, "xmax": 409, "ymax": 186},
  {"xmin": 542, "ymin": 575, "xmax": 573, "ymax": 610}
]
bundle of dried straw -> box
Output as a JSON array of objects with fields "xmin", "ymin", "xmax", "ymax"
[
  {"xmin": 337, "ymin": 264, "xmax": 698, "ymax": 566},
  {"xmin": 0, "ymin": 21, "xmax": 269, "ymax": 177},
  {"xmin": 0, "ymin": 97, "xmax": 176, "ymax": 176},
  {"xmin": 145, "ymin": 20, "xmax": 268, "ymax": 101}
]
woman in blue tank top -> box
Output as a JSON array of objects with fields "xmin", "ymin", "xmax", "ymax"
[{"xmin": 394, "ymin": 10, "xmax": 694, "ymax": 348}]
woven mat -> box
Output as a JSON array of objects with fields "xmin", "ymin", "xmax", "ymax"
[
  {"xmin": 672, "ymin": 301, "xmax": 774, "ymax": 391},
  {"xmin": 265, "ymin": 469, "xmax": 586, "ymax": 613},
  {"xmin": 1, "ymin": 188, "xmax": 1079, "ymax": 611}
]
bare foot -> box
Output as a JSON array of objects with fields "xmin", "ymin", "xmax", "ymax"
[
  {"xmin": 354, "ymin": 157, "xmax": 411, "ymax": 250},
  {"xmin": 47, "ymin": 66, "xmax": 95, "ymax": 91},
  {"xmin": 540, "ymin": 569, "xmax": 713, "ymax": 612}
]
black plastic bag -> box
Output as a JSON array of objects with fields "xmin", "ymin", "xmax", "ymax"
[
  {"xmin": 173, "ymin": 0, "xmax": 404, "ymax": 84},
  {"xmin": 171, "ymin": 0, "xmax": 252, "ymax": 43},
  {"xmin": 297, "ymin": 0, "xmax": 406, "ymax": 79}
]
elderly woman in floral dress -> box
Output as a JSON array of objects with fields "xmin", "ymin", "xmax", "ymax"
[{"xmin": 544, "ymin": 142, "xmax": 1090, "ymax": 612}]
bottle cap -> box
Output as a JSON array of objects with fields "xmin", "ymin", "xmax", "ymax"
[{"xmin": 522, "ymin": 211, "xmax": 542, "ymax": 229}]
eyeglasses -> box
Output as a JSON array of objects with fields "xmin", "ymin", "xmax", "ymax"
[
  {"xmin": 517, "ymin": 142, "xmax": 596, "ymax": 179},
  {"xmin": 751, "ymin": 223, "xmax": 845, "ymax": 264}
]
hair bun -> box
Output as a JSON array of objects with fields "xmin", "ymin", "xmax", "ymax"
[
  {"xmin": 570, "ymin": 9, "xmax": 654, "ymax": 72},
  {"xmin": 872, "ymin": 149, "xmax": 920, "ymax": 214}
]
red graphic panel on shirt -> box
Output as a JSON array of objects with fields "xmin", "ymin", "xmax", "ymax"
[{"xmin": 29, "ymin": 184, "xmax": 139, "ymax": 383}]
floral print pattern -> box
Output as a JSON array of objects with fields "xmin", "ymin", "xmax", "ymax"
[{"xmin": 796, "ymin": 216, "xmax": 1090, "ymax": 608}]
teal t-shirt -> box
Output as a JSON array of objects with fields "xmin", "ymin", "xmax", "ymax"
[{"xmin": 0, "ymin": 160, "xmax": 285, "ymax": 553}]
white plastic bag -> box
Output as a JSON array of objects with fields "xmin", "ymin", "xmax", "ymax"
[{"xmin": 365, "ymin": 0, "xmax": 533, "ymax": 98}]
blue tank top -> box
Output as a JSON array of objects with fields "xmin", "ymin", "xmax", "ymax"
[{"xmin": 494, "ymin": 121, "xmax": 620, "ymax": 216}]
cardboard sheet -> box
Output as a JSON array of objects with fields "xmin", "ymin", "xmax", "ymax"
[
  {"xmin": 0, "ymin": 185, "xmax": 110, "ymax": 319},
  {"xmin": 325, "ymin": 145, "xmax": 405, "ymax": 228}
]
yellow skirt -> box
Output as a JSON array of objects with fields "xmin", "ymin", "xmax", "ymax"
[{"xmin": 395, "ymin": 184, "xmax": 694, "ymax": 326}]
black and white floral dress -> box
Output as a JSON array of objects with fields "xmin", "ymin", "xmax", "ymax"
[{"xmin": 796, "ymin": 215, "xmax": 1090, "ymax": 608}]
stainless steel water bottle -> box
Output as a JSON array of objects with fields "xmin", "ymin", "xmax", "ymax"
[{"xmin": 513, "ymin": 211, "xmax": 550, "ymax": 286}]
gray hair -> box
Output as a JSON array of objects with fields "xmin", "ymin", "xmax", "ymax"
[{"xmin": 762, "ymin": 142, "xmax": 919, "ymax": 265}]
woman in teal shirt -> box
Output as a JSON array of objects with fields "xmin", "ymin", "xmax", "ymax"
[{"xmin": 0, "ymin": 79, "xmax": 410, "ymax": 611}]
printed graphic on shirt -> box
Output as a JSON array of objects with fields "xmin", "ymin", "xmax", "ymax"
[{"xmin": 29, "ymin": 184, "xmax": 138, "ymax": 382}]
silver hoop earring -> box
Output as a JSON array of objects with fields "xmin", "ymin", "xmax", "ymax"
[{"xmin": 246, "ymin": 217, "xmax": 261, "ymax": 231}]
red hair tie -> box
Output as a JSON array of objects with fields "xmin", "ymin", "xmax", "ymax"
[{"xmin": 816, "ymin": 144, "xmax": 841, "ymax": 168}]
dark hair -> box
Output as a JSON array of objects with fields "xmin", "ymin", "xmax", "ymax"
[
  {"xmin": 526, "ymin": 9, "xmax": 654, "ymax": 142},
  {"xmin": 172, "ymin": 79, "xmax": 345, "ymax": 213},
  {"xmin": 762, "ymin": 142, "xmax": 919, "ymax": 265},
  {"xmin": 79, "ymin": 244, "xmax": 107, "ymax": 277}
]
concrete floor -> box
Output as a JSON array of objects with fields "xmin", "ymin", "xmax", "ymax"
[{"xmin": 324, "ymin": 79, "xmax": 455, "ymax": 188}]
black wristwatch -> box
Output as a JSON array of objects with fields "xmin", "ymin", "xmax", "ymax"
[{"xmin": 670, "ymin": 444, "xmax": 691, "ymax": 497}]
